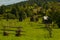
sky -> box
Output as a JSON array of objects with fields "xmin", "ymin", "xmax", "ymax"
[{"xmin": 0, "ymin": 0, "xmax": 26, "ymax": 6}]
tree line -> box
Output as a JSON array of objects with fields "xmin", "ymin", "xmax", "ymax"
[{"xmin": 0, "ymin": 0, "xmax": 60, "ymax": 27}]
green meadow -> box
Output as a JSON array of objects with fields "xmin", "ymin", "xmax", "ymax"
[{"xmin": 0, "ymin": 18, "xmax": 60, "ymax": 40}]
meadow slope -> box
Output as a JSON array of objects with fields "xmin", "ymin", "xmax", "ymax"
[{"xmin": 0, "ymin": 18, "xmax": 60, "ymax": 40}]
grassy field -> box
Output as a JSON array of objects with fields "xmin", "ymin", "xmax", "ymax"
[{"xmin": 0, "ymin": 18, "xmax": 60, "ymax": 40}]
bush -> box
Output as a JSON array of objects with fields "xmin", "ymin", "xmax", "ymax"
[
  {"xmin": 3, "ymin": 13, "xmax": 16, "ymax": 19},
  {"xmin": 56, "ymin": 17, "xmax": 60, "ymax": 28}
]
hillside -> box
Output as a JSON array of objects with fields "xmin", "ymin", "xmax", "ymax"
[{"xmin": 0, "ymin": 0, "xmax": 60, "ymax": 26}]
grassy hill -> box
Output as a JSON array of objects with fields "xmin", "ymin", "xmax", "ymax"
[{"xmin": 0, "ymin": 18, "xmax": 60, "ymax": 40}]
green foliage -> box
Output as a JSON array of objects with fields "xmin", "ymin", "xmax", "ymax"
[
  {"xmin": 2, "ymin": 13, "xmax": 16, "ymax": 19},
  {"xmin": 0, "ymin": 0, "xmax": 60, "ymax": 27}
]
